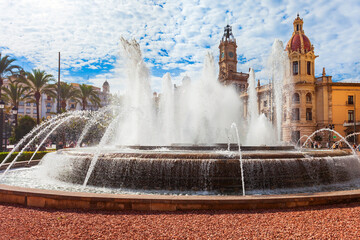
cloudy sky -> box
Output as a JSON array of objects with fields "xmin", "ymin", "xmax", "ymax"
[{"xmin": 0, "ymin": 0, "xmax": 359, "ymax": 93}]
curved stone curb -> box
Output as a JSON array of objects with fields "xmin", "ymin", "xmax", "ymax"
[
  {"xmin": 1, "ymin": 160, "xmax": 360, "ymax": 211},
  {"xmin": 1, "ymin": 184, "xmax": 360, "ymax": 211}
]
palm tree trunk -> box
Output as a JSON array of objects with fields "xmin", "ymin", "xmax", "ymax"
[
  {"xmin": 35, "ymin": 91, "xmax": 41, "ymax": 124},
  {"xmin": 15, "ymin": 113, "xmax": 18, "ymax": 128},
  {"xmin": 36, "ymin": 98, "xmax": 40, "ymax": 124},
  {"xmin": 82, "ymin": 99, "xmax": 86, "ymax": 110},
  {"xmin": 61, "ymin": 100, "xmax": 67, "ymax": 111}
]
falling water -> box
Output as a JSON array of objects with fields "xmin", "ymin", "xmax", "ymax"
[
  {"xmin": 82, "ymin": 114, "xmax": 123, "ymax": 188},
  {"xmin": 296, "ymin": 135, "xmax": 314, "ymax": 147},
  {"xmin": 0, "ymin": 111, "xmax": 72, "ymax": 168},
  {"xmin": 302, "ymin": 128, "xmax": 357, "ymax": 155},
  {"xmin": 1, "ymin": 112, "xmax": 90, "ymax": 178},
  {"xmin": 247, "ymin": 68, "xmax": 258, "ymax": 121},
  {"xmin": 268, "ymin": 39, "xmax": 290, "ymax": 142},
  {"xmin": 114, "ymin": 39, "xmax": 246, "ymax": 145},
  {"xmin": 245, "ymin": 69, "xmax": 276, "ymax": 145},
  {"xmin": 158, "ymin": 73, "xmax": 175, "ymax": 144},
  {"xmin": 335, "ymin": 132, "xmax": 360, "ymax": 147},
  {"xmin": 27, "ymin": 113, "xmax": 91, "ymax": 163},
  {"xmin": 76, "ymin": 107, "xmax": 114, "ymax": 148},
  {"xmin": 231, "ymin": 122, "xmax": 245, "ymax": 196}
]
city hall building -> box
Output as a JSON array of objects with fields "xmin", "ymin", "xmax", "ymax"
[{"xmin": 219, "ymin": 15, "xmax": 360, "ymax": 145}]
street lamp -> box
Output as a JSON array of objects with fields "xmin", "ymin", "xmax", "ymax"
[
  {"xmin": 12, "ymin": 106, "xmax": 18, "ymax": 128},
  {"xmin": 11, "ymin": 106, "xmax": 18, "ymax": 115},
  {"xmin": 0, "ymin": 100, "xmax": 5, "ymax": 152}
]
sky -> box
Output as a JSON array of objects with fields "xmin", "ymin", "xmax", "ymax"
[{"xmin": 0, "ymin": 0, "xmax": 359, "ymax": 94}]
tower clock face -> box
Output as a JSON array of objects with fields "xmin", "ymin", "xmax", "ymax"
[{"xmin": 229, "ymin": 52, "xmax": 234, "ymax": 58}]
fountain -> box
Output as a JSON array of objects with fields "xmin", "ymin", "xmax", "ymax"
[{"xmin": 0, "ymin": 38, "xmax": 360, "ymax": 210}]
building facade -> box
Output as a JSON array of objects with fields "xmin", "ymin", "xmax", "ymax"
[
  {"xmin": 42, "ymin": 80, "xmax": 111, "ymax": 119},
  {"xmin": 2, "ymin": 79, "xmax": 110, "ymax": 120},
  {"xmin": 220, "ymin": 15, "xmax": 360, "ymax": 145},
  {"xmin": 218, "ymin": 25, "xmax": 249, "ymax": 93}
]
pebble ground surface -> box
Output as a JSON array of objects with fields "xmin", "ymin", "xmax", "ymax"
[{"xmin": 0, "ymin": 202, "xmax": 360, "ymax": 239}]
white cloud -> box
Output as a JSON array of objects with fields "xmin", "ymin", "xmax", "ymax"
[{"xmin": 0, "ymin": 0, "xmax": 359, "ymax": 93}]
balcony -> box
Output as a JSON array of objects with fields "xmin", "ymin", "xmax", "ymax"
[
  {"xmin": 346, "ymin": 101, "xmax": 354, "ymax": 105},
  {"xmin": 343, "ymin": 120, "xmax": 360, "ymax": 127}
]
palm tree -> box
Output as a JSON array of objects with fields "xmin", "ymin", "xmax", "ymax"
[
  {"xmin": 2, "ymin": 80, "xmax": 31, "ymax": 127},
  {"xmin": 19, "ymin": 69, "xmax": 54, "ymax": 124},
  {"xmin": 78, "ymin": 84, "xmax": 101, "ymax": 110},
  {"xmin": 54, "ymin": 82, "xmax": 80, "ymax": 111},
  {"xmin": 0, "ymin": 53, "xmax": 22, "ymax": 99}
]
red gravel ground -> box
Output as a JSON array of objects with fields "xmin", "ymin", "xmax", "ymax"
[{"xmin": 1, "ymin": 203, "xmax": 359, "ymax": 239}]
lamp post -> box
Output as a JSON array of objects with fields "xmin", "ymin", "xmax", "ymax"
[
  {"xmin": 0, "ymin": 100, "xmax": 5, "ymax": 152},
  {"xmin": 4, "ymin": 118, "xmax": 8, "ymax": 151},
  {"xmin": 12, "ymin": 106, "xmax": 18, "ymax": 128}
]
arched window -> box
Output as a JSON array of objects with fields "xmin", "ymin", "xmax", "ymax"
[
  {"xmin": 292, "ymin": 93, "xmax": 300, "ymax": 103},
  {"xmin": 306, "ymin": 93, "xmax": 312, "ymax": 103}
]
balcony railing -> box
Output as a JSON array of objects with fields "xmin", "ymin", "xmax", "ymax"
[
  {"xmin": 346, "ymin": 101, "xmax": 354, "ymax": 105},
  {"xmin": 343, "ymin": 120, "xmax": 360, "ymax": 127}
]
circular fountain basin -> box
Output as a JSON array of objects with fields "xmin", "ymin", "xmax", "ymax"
[
  {"xmin": 1, "ymin": 145, "xmax": 360, "ymax": 210},
  {"xmin": 30, "ymin": 145, "xmax": 360, "ymax": 195}
]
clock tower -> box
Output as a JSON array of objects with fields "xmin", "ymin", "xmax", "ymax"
[{"xmin": 218, "ymin": 25, "xmax": 248, "ymax": 92}]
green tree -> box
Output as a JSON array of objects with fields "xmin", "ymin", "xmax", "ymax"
[
  {"xmin": 0, "ymin": 53, "xmax": 22, "ymax": 99},
  {"xmin": 51, "ymin": 82, "xmax": 80, "ymax": 111},
  {"xmin": 2, "ymin": 80, "xmax": 31, "ymax": 127},
  {"xmin": 19, "ymin": 69, "xmax": 54, "ymax": 124},
  {"xmin": 13, "ymin": 115, "xmax": 36, "ymax": 143},
  {"xmin": 78, "ymin": 84, "xmax": 101, "ymax": 110}
]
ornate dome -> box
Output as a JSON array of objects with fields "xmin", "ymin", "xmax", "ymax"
[
  {"xmin": 286, "ymin": 33, "xmax": 312, "ymax": 52},
  {"xmin": 103, "ymin": 80, "xmax": 109, "ymax": 86},
  {"xmin": 285, "ymin": 14, "xmax": 313, "ymax": 53}
]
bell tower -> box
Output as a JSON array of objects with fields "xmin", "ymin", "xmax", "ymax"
[
  {"xmin": 286, "ymin": 14, "xmax": 316, "ymax": 84},
  {"xmin": 218, "ymin": 25, "xmax": 238, "ymax": 83},
  {"xmin": 283, "ymin": 14, "xmax": 318, "ymax": 144}
]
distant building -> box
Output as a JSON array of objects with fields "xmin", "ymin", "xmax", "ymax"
[
  {"xmin": 42, "ymin": 80, "xmax": 111, "ymax": 118},
  {"xmin": 220, "ymin": 15, "xmax": 360, "ymax": 145},
  {"xmin": 2, "ymin": 78, "xmax": 110, "ymax": 120},
  {"xmin": 218, "ymin": 25, "xmax": 249, "ymax": 93}
]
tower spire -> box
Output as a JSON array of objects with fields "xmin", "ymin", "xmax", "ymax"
[
  {"xmin": 293, "ymin": 14, "xmax": 304, "ymax": 33},
  {"xmin": 222, "ymin": 25, "xmax": 235, "ymax": 42}
]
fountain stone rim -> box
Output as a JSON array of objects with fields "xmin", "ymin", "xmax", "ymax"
[{"xmin": 1, "ymin": 157, "xmax": 360, "ymax": 211}]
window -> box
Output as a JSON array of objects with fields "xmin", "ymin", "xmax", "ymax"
[
  {"xmin": 306, "ymin": 93, "xmax": 312, "ymax": 103},
  {"xmin": 292, "ymin": 108, "xmax": 300, "ymax": 121},
  {"xmin": 71, "ymin": 104, "xmax": 75, "ymax": 109},
  {"xmin": 296, "ymin": 25, "xmax": 299, "ymax": 31},
  {"xmin": 46, "ymin": 108, "xmax": 51, "ymax": 113},
  {"xmin": 293, "ymin": 61, "xmax": 299, "ymax": 75},
  {"xmin": 19, "ymin": 101, "xmax": 24, "ymax": 106},
  {"xmin": 26, "ymin": 102, "xmax": 31, "ymax": 106},
  {"xmin": 306, "ymin": 108, "xmax": 312, "ymax": 121},
  {"xmin": 47, "ymin": 96, "xmax": 51, "ymax": 100},
  {"xmin": 307, "ymin": 61, "xmax": 311, "ymax": 75},
  {"xmin": 284, "ymin": 111, "xmax": 287, "ymax": 120},
  {"xmin": 291, "ymin": 131, "xmax": 300, "ymax": 144},
  {"xmin": 348, "ymin": 95, "xmax": 354, "ymax": 105},
  {"xmin": 46, "ymin": 103, "xmax": 51, "ymax": 107},
  {"xmin": 263, "ymin": 100, "xmax": 267, "ymax": 107},
  {"xmin": 33, "ymin": 109, "xmax": 37, "ymax": 114},
  {"xmin": 292, "ymin": 93, "xmax": 300, "ymax": 103},
  {"xmin": 348, "ymin": 110, "xmax": 354, "ymax": 122},
  {"xmin": 26, "ymin": 109, "xmax": 30, "ymax": 114}
]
